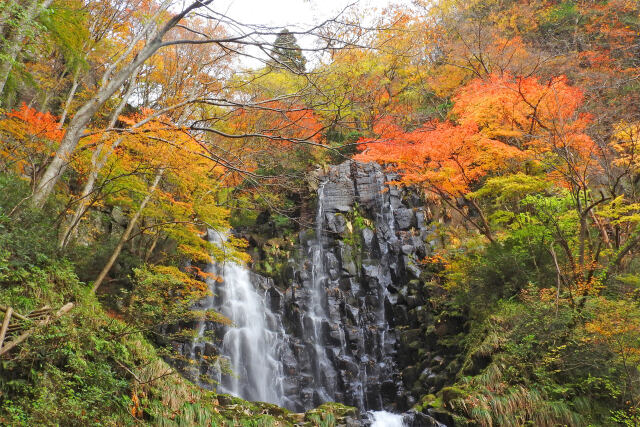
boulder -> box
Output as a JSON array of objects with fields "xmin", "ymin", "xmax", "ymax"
[
  {"xmin": 326, "ymin": 212, "xmax": 348, "ymax": 234},
  {"xmin": 361, "ymin": 227, "xmax": 375, "ymax": 250},
  {"xmin": 353, "ymin": 162, "xmax": 386, "ymax": 210},
  {"xmin": 403, "ymin": 410, "xmax": 442, "ymax": 427},
  {"xmin": 266, "ymin": 286, "xmax": 283, "ymax": 312}
]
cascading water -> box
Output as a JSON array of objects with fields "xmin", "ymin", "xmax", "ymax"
[
  {"xmin": 306, "ymin": 181, "xmax": 339, "ymax": 402},
  {"xmin": 290, "ymin": 166, "xmax": 403, "ymax": 413},
  {"xmin": 369, "ymin": 411, "xmax": 407, "ymax": 427},
  {"xmin": 188, "ymin": 230, "xmax": 288, "ymax": 406},
  {"xmin": 178, "ymin": 161, "xmax": 446, "ymax": 426}
]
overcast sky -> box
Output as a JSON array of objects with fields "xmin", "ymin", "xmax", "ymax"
[
  {"xmin": 216, "ymin": 0, "xmax": 401, "ymax": 28},
  {"xmin": 213, "ymin": 0, "xmax": 408, "ymax": 68}
]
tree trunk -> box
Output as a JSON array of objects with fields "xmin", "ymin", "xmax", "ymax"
[
  {"xmin": 58, "ymin": 71, "xmax": 139, "ymax": 249},
  {"xmin": 144, "ymin": 231, "xmax": 160, "ymax": 263},
  {"xmin": 31, "ymin": 96, "xmax": 102, "ymax": 206},
  {"xmin": 58, "ymin": 67, "xmax": 81, "ymax": 129},
  {"xmin": 30, "ymin": 0, "xmax": 208, "ymax": 207},
  {"xmin": 578, "ymin": 215, "xmax": 587, "ymax": 269},
  {"xmin": 0, "ymin": 23, "xmax": 27, "ymax": 98},
  {"xmin": 92, "ymin": 169, "xmax": 163, "ymax": 293},
  {"xmin": 590, "ymin": 210, "xmax": 612, "ymax": 250},
  {"xmin": 57, "ymin": 95, "xmax": 194, "ymax": 248}
]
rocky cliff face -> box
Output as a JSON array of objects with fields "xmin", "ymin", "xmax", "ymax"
[
  {"xmin": 280, "ymin": 161, "xmax": 435, "ymax": 412},
  {"xmin": 172, "ymin": 161, "xmax": 462, "ymax": 426}
]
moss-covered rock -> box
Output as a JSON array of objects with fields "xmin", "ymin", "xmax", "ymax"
[
  {"xmin": 304, "ymin": 402, "xmax": 358, "ymax": 426},
  {"xmin": 440, "ymin": 386, "xmax": 466, "ymax": 404}
]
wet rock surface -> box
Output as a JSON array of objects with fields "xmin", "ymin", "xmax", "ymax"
[
  {"xmin": 173, "ymin": 161, "xmax": 459, "ymax": 426},
  {"xmin": 274, "ymin": 161, "xmax": 436, "ymax": 413}
]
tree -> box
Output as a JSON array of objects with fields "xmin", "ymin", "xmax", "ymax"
[
  {"xmin": 30, "ymin": 0, "xmax": 210, "ymax": 207},
  {"xmin": 89, "ymin": 108, "xmax": 244, "ymax": 292},
  {"xmin": 57, "ymin": 16, "xmax": 237, "ymax": 249},
  {"xmin": 270, "ymin": 29, "xmax": 306, "ymax": 72},
  {"xmin": 0, "ymin": 0, "xmax": 54, "ymax": 99},
  {"xmin": 355, "ymin": 73, "xmax": 596, "ymax": 244},
  {"xmin": 27, "ymin": 1, "xmax": 363, "ymax": 208},
  {"xmin": 0, "ymin": 103, "xmax": 63, "ymax": 187}
]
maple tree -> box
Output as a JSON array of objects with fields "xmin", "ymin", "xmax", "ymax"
[
  {"xmin": 81, "ymin": 109, "xmax": 247, "ymax": 292},
  {"xmin": 356, "ymin": 73, "xmax": 597, "ymax": 241},
  {"xmin": 0, "ymin": 103, "xmax": 63, "ymax": 189}
]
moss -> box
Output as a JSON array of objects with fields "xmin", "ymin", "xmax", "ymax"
[
  {"xmin": 415, "ymin": 394, "xmax": 442, "ymax": 412},
  {"xmin": 440, "ymin": 386, "xmax": 466, "ymax": 403},
  {"xmin": 304, "ymin": 402, "xmax": 358, "ymax": 426}
]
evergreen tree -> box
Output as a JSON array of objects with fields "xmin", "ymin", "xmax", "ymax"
[{"xmin": 270, "ymin": 29, "xmax": 306, "ymax": 72}]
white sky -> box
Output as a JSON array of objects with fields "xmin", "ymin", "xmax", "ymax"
[
  {"xmin": 214, "ymin": 0, "xmax": 409, "ymax": 68},
  {"xmin": 217, "ymin": 0, "xmax": 400, "ymax": 28}
]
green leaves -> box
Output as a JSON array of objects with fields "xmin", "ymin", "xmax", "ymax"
[
  {"xmin": 40, "ymin": 0, "xmax": 89, "ymax": 72},
  {"xmin": 597, "ymin": 195, "xmax": 640, "ymax": 226},
  {"xmin": 470, "ymin": 173, "xmax": 551, "ymax": 208}
]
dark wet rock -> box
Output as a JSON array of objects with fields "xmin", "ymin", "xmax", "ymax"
[
  {"xmin": 267, "ymin": 286, "xmax": 283, "ymax": 312},
  {"xmin": 395, "ymin": 207, "xmax": 416, "ymax": 230},
  {"xmin": 362, "ymin": 227, "xmax": 375, "ymax": 250},
  {"xmin": 327, "ymin": 212, "xmax": 348, "ymax": 234},
  {"xmin": 403, "ymin": 410, "xmax": 443, "ymax": 427},
  {"xmin": 353, "ymin": 162, "xmax": 386, "ymax": 210},
  {"xmin": 110, "ymin": 206, "xmax": 128, "ymax": 226},
  {"xmin": 428, "ymin": 408, "xmax": 455, "ymax": 426},
  {"xmin": 203, "ymin": 342, "xmax": 217, "ymax": 357},
  {"xmin": 249, "ymin": 271, "xmax": 273, "ymax": 292},
  {"xmin": 323, "ymin": 162, "xmax": 356, "ymax": 212},
  {"xmin": 174, "ymin": 160, "xmax": 460, "ymax": 423},
  {"xmin": 403, "ymin": 255, "xmax": 423, "ymax": 280},
  {"xmin": 401, "ymin": 244, "xmax": 415, "ymax": 255},
  {"xmin": 325, "ymin": 252, "xmax": 340, "ymax": 277},
  {"xmin": 416, "ymin": 210, "xmax": 427, "ymax": 229}
]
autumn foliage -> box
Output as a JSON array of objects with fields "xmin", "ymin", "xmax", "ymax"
[
  {"xmin": 0, "ymin": 104, "xmax": 63, "ymax": 178},
  {"xmin": 356, "ymin": 73, "xmax": 596, "ymax": 199}
]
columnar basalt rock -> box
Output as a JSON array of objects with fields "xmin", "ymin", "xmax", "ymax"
[
  {"xmin": 174, "ymin": 161, "xmax": 456, "ymax": 426},
  {"xmin": 275, "ymin": 161, "xmax": 435, "ymax": 412}
]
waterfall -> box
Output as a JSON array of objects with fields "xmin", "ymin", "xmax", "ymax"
[
  {"xmin": 306, "ymin": 181, "xmax": 338, "ymax": 402},
  {"xmin": 299, "ymin": 169, "xmax": 398, "ymax": 411},
  {"xmin": 189, "ymin": 230, "xmax": 287, "ymax": 406},
  {"xmin": 178, "ymin": 161, "xmax": 445, "ymax": 426}
]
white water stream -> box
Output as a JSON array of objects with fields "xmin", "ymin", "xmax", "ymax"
[
  {"xmin": 307, "ymin": 181, "xmax": 339, "ymax": 401},
  {"xmin": 369, "ymin": 410, "xmax": 406, "ymax": 427},
  {"xmin": 192, "ymin": 231, "xmax": 287, "ymax": 405}
]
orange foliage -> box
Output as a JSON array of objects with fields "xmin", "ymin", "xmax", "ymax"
[
  {"xmin": 356, "ymin": 118, "xmax": 523, "ymax": 198},
  {"xmin": 209, "ymin": 101, "xmax": 324, "ymax": 185},
  {"xmin": 453, "ymin": 74, "xmax": 587, "ymax": 141},
  {"xmin": 455, "ymin": 74, "xmax": 598, "ymax": 183},
  {"xmin": 0, "ymin": 104, "xmax": 64, "ymax": 177},
  {"xmin": 356, "ymin": 73, "xmax": 597, "ymax": 199},
  {"xmin": 585, "ymin": 297, "xmax": 640, "ymax": 362},
  {"xmin": 6, "ymin": 104, "xmax": 64, "ymax": 142},
  {"xmin": 229, "ymin": 102, "xmax": 323, "ymax": 144}
]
